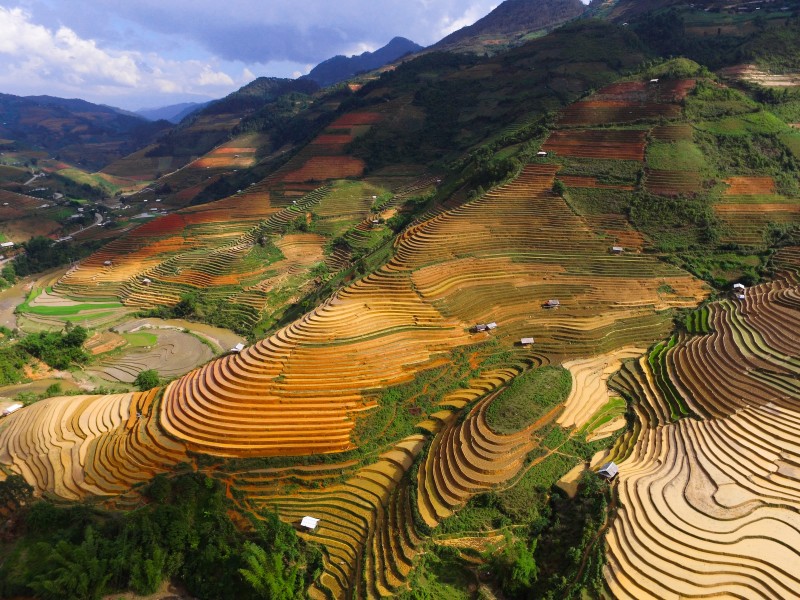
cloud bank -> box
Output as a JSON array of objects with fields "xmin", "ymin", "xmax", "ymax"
[{"xmin": 0, "ymin": 0, "xmax": 562, "ymax": 107}]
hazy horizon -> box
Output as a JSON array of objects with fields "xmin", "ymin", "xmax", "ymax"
[{"xmin": 0, "ymin": 1, "xmax": 509, "ymax": 109}]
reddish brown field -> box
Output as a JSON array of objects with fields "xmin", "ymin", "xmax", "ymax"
[
  {"xmin": 543, "ymin": 129, "xmax": 646, "ymax": 161},
  {"xmin": 281, "ymin": 156, "xmax": 366, "ymax": 183},
  {"xmin": 329, "ymin": 112, "xmax": 383, "ymax": 127},
  {"xmin": 559, "ymin": 101, "xmax": 681, "ymax": 126},
  {"xmin": 725, "ymin": 176, "xmax": 777, "ymax": 196},
  {"xmin": 558, "ymin": 79, "xmax": 693, "ymax": 126}
]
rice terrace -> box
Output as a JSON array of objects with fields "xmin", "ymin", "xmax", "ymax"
[{"xmin": 1, "ymin": 0, "xmax": 800, "ymax": 598}]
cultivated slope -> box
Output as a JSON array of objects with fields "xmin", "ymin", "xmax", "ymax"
[{"xmin": 605, "ymin": 251, "xmax": 800, "ymax": 598}]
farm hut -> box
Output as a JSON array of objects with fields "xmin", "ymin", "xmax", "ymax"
[
  {"xmin": 0, "ymin": 241, "xmax": 14, "ymax": 248},
  {"xmin": 520, "ymin": 337, "xmax": 535, "ymax": 346},
  {"xmin": 537, "ymin": 151, "xmax": 548, "ymax": 157},
  {"xmin": 649, "ymin": 78, "xmax": 659, "ymax": 84},
  {"xmin": 103, "ymin": 260, "xmax": 112, "ymax": 266},
  {"xmin": 474, "ymin": 324, "xmax": 488, "ymax": 332},
  {"xmin": 733, "ymin": 283, "xmax": 746, "ymax": 292},
  {"xmin": 301, "ymin": 516, "xmax": 320, "ymax": 531},
  {"xmin": 611, "ymin": 246, "xmax": 624, "ymax": 254},
  {"xmin": 231, "ymin": 343, "xmax": 245, "ymax": 353},
  {"xmin": 142, "ymin": 278, "xmax": 152, "ymax": 285},
  {"xmin": 598, "ymin": 461, "xmax": 619, "ymax": 480},
  {"xmin": 736, "ymin": 294, "xmax": 746, "ymax": 301},
  {"xmin": 486, "ymin": 322, "xmax": 498, "ymax": 330},
  {"xmin": 545, "ymin": 299, "xmax": 560, "ymax": 308},
  {"xmin": 2, "ymin": 403, "xmax": 23, "ymax": 417}
]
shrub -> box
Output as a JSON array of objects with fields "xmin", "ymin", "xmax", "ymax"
[{"xmin": 134, "ymin": 369, "xmax": 160, "ymax": 391}]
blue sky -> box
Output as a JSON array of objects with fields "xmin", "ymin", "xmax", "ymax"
[{"xmin": 0, "ymin": 0, "xmax": 508, "ymax": 109}]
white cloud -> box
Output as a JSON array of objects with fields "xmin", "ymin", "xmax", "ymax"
[
  {"xmin": 0, "ymin": 7, "xmax": 140, "ymax": 87},
  {"xmin": 0, "ymin": 6, "xmax": 243, "ymax": 106},
  {"xmin": 440, "ymin": 3, "xmax": 496, "ymax": 37},
  {"xmin": 198, "ymin": 66, "xmax": 235, "ymax": 86}
]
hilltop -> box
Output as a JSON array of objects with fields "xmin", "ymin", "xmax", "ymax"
[
  {"xmin": 0, "ymin": 93, "xmax": 170, "ymax": 170},
  {"xmin": 303, "ymin": 37, "xmax": 423, "ymax": 88},
  {"xmin": 434, "ymin": 0, "xmax": 587, "ymax": 52}
]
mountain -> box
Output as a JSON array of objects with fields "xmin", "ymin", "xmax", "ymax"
[
  {"xmin": 102, "ymin": 76, "xmax": 321, "ymax": 181},
  {"xmin": 302, "ymin": 36, "xmax": 423, "ymax": 87},
  {"xmin": 6, "ymin": 5, "xmax": 800, "ymax": 600},
  {"xmin": 0, "ymin": 93, "xmax": 172, "ymax": 170},
  {"xmin": 434, "ymin": 0, "xmax": 588, "ymax": 52},
  {"xmin": 136, "ymin": 101, "xmax": 211, "ymax": 124}
]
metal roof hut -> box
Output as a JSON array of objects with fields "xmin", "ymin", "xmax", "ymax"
[
  {"xmin": 520, "ymin": 337, "xmax": 535, "ymax": 346},
  {"xmin": 301, "ymin": 516, "xmax": 319, "ymax": 531},
  {"xmin": 611, "ymin": 246, "xmax": 624, "ymax": 254},
  {"xmin": 474, "ymin": 323, "xmax": 488, "ymax": 332},
  {"xmin": 733, "ymin": 283, "xmax": 746, "ymax": 291},
  {"xmin": 598, "ymin": 461, "xmax": 619, "ymax": 480},
  {"xmin": 103, "ymin": 260, "xmax": 112, "ymax": 266},
  {"xmin": 736, "ymin": 293, "xmax": 746, "ymax": 301},
  {"xmin": 486, "ymin": 322, "xmax": 498, "ymax": 330},
  {"xmin": 545, "ymin": 299, "xmax": 560, "ymax": 308},
  {"xmin": 142, "ymin": 278, "xmax": 152, "ymax": 285}
]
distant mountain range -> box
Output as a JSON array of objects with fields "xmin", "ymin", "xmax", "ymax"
[
  {"xmin": 302, "ymin": 37, "xmax": 423, "ymax": 88},
  {"xmin": 0, "ymin": 93, "xmax": 171, "ymax": 170},
  {"xmin": 136, "ymin": 102, "xmax": 211, "ymax": 124}
]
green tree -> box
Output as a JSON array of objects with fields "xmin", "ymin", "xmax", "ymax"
[
  {"xmin": 493, "ymin": 540, "xmax": 539, "ymax": 598},
  {"xmin": 134, "ymin": 369, "xmax": 160, "ymax": 391},
  {"xmin": 552, "ymin": 179, "xmax": 566, "ymax": 196},
  {"xmin": 29, "ymin": 527, "xmax": 111, "ymax": 600},
  {"xmin": 239, "ymin": 541, "xmax": 302, "ymax": 600},
  {"xmin": 0, "ymin": 474, "xmax": 33, "ymax": 514}
]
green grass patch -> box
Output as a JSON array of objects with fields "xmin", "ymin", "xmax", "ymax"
[
  {"xmin": 646, "ymin": 139, "xmax": 708, "ymax": 172},
  {"xmin": 699, "ymin": 111, "xmax": 787, "ymax": 137},
  {"xmin": 577, "ymin": 396, "xmax": 627, "ymax": 438},
  {"xmin": 648, "ymin": 336, "xmax": 691, "ymax": 420},
  {"xmin": 780, "ymin": 131, "xmax": 800, "ymax": 160},
  {"xmin": 485, "ymin": 366, "xmax": 572, "ymax": 435},
  {"xmin": 121, "ymin": 332, "xmax": 158, "ymax": 347},
  {"xmin": 18, "ymin": 289, "xmax": 122, "ymax": 316},
  {"xmin": 56, "ymin": 168, "xmax": 120, "ymax": 195},
  {"xmin": 556, "ymin": 156, "xmax": 641, "ymax": 185},
  {"xmin": 684, "ymin": 306, "xmax": 711, "ymax": 335},
  {"xmin": 563, "ymin": 187, "xmax": 634, "ymax": 216},
  {"xmin": 669, "ymin": 250, "xmax": 765, "ymax": 288}
]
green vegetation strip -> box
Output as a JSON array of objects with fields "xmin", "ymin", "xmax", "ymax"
[
  {"xmin": 18, "ymin": 288, "xmax": 122, "ymax": 316},
  {"xmin": 485, "ymin": 366, "xmax": 572, "ymax": 435},
  {"xmin": 122, "ymin": 332, "xmax": 158, "ymax": 347}
]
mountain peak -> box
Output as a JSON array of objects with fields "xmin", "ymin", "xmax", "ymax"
[
  {"xmin": 435, "ymin": 0, "xmax": 588, "ymax": 52},
  {"xmin": 303, "ymin": 37, "xmax": 423, "ymax": 88}
]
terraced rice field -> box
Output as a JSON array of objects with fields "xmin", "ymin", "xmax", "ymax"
[
  {"xmin": 87, "ymin": 327, "xmax": 214, "ymax": 383},
  {"xmin": 156, "ymin": 162, "xmax": 705, "ymax": 458},
  {"xmin": 558, "ymin": 79, "xmax": 693, "ymax": 126},
  {"xmin": 645, "ymin": 168, "xmax": 703, "ymax": 196},
  {"xmin": 714, "ymin": 177, "xmax": 800, "ymax": 245},
  {"xmin": 543, "ymin": 129, "xmax": 647, "ymax": 161},
  {"xmin": 0, "ymin": 388, "xmax": 187, "ymax": 500},
  {"xmin": 604, "ymin": 260, "xmax": 800, "ymax": 599},
  {"xmin": 0, "ymin": 80, "xmax": 748, "ymax": 599}
]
